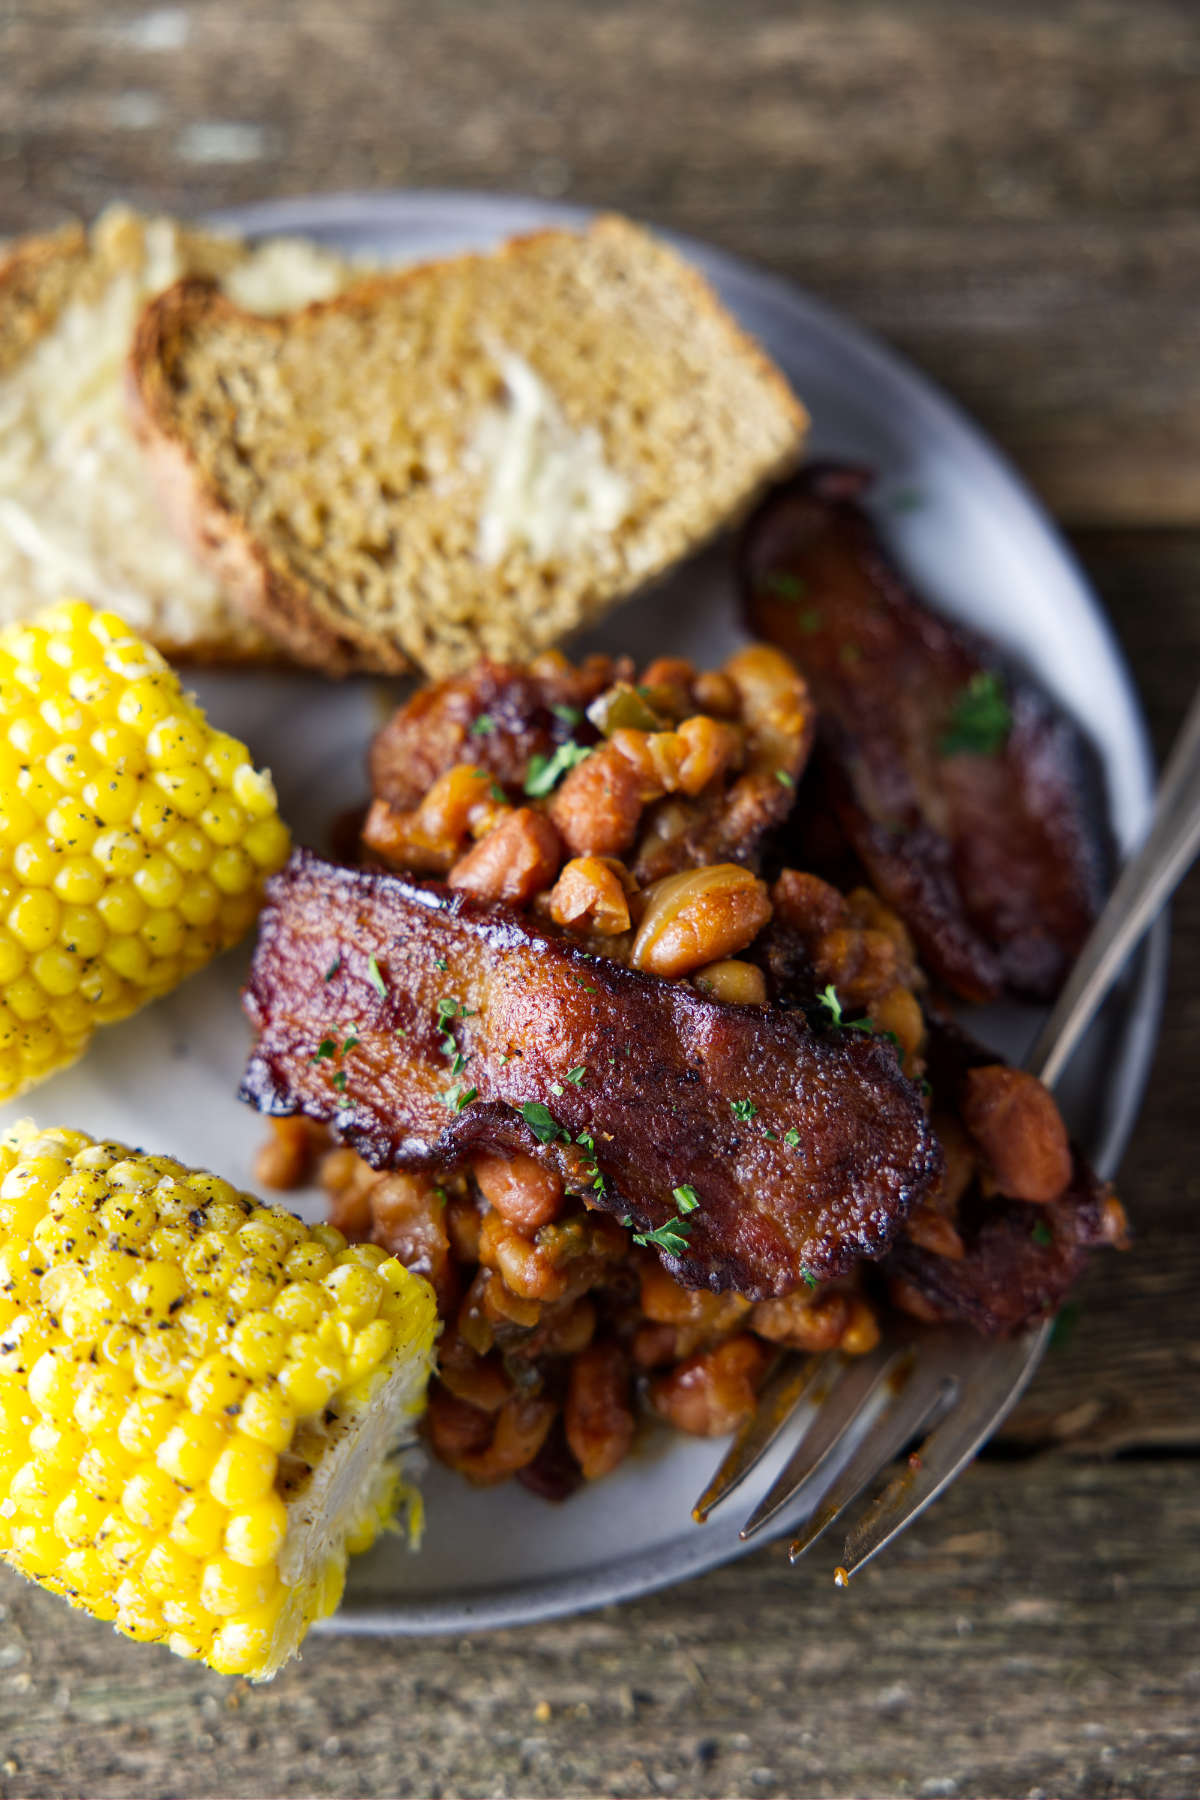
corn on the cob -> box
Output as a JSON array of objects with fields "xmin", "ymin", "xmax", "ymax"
[
  {"xmin": 0, "ymin": 598, "xmax": 291, "ymax": 1103},
  {"xmin": 0, "ymin": 1119, "xmax": 438, "ymax": 1677}
]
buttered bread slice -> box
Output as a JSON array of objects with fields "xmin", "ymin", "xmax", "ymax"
[
  {"xmin": 128, "ymin": 216, "xmax": 808, "ymax": 677},
  {"xmin": 0, "ymin": 205, "xmax": 354, "ymax": 661}
]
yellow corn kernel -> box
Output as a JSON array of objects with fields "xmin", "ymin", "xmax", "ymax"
[
  {"xmin": 186, "ymin": 1354, "xmax": 248, "ymax": 1418},
  {"xmin": 157, "ymin": 1413, "xmax": 229, "ymax": 1487},
  {"xmin": 0, "ymin": 1121, "xmax": 437, "ymax": 1679},
  {"xmin": 169, "ymin": 1492, "xmax": 228, "ymax": 1560},
  {"xmin": 199, "ymin": 1555, "xmax": 277, "ymax": 1618},
  {"xmin": 0, "ymin": 601, "xmax": 292, "ymax": 1103},
  {"xmin": 224, "ymin": 1493, "xmax": 288, "ymax": 1568},
  {"xmin": 121, "ymin": 1465, "xmax": 180, "ymax": 1532},
  {"xmin": 228, "ymin": 1311, "xmax": 290, "ymax": 1380},
  {"xmin": 234, "ymin": 1387, "xmax": 294, "ymax": 1453},
  {"xmin": 209, "ymin": 1437, "xmax": 277, "ymax": 1509}
]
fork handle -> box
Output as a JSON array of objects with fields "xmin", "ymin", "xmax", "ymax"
[{"xmin": 1028, "ymin": 683, "xmax": 1200, "ymax": 1088}]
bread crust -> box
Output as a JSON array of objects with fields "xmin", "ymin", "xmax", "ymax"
[
  {"xmin": 127, "ymin": 216, "xmax": 808, "ymax": 679},
  {"xmin": 0, "ymin": 208, "xmax": 357, "ymax": 666},
  {"xmin": 127, "ymin": 279, "xmax": 402, "ymax": 676}
]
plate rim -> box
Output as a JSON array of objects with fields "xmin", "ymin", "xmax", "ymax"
[{"xmin": 201, "ymin": 188, "xmax": 1166, "ymax": 1637}]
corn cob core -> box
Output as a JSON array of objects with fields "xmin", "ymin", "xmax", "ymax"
[
  {"xmin": 0, "ymin": 1121, "xmax": 438, "ymax": 1677},
  {"xmin": 0, "ymin": 598, "xmax": 292, "ymax": 1103}
]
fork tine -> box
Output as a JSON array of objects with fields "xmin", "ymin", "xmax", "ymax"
[
  {"xmin": 837, "ymin": 1320, "xmax": 1050, "ymax": 1580},
  {"xmin": 738, "ymin": 1340, "xmax": 908, "ymax": 1542},
  {"xmin": 786, "ymin": 1356, "xmax": 957, "ymax": 1563},
  {"xmin": 692, "ymin": 1352, "xmax": 829, "ymax": 1522}
]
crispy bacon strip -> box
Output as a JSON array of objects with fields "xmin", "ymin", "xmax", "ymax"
[
  {"xmin": 742, "ymin": 463, "xmax": 1107, "ymax": 1002},
  {"xmin": 885, "ymin": 1020, "xmax": 1128, "ymax": 1333},
  {"xmin": 241, "ymin": 849, "xmax": 941, "ymax": 1300}
]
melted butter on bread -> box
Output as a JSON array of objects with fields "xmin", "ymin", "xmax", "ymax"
[
  {"xmin": 0, "ymin": 205, "xmax": 355, "ymax": 657},
  {"xmin": 473, "ymin": 348, "xmax": 630, "ymax": 566}
]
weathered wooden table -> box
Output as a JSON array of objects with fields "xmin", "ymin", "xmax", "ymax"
[{"xmin": 1, "ymin": 4, "xmax": 1197, "ymax": 1795}]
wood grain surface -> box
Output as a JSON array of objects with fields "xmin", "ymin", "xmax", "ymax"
[{"xmin": 1, "ymin": 3, "xmax": 1198, "ymax": 1796}]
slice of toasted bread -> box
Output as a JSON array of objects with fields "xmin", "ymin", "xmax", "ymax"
[
  {"xmin": 0, "ymin": 205, "xmax": 355, "ymax": 662},
  {"xmin": 128, "ymin": 216, "xmax": 808, "ymax": 678}
]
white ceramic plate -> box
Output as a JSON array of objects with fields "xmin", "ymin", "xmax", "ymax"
[{"xmin": 1, "ymin": 191, "xmax": 1164, "ymax": 1635}]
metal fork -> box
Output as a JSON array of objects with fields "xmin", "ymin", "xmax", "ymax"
[{"xmin": 692, "ymin": 681, "xmax": 1200, "ymax": 1579}]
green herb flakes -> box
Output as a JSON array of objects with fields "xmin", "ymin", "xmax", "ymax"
[
  {"xmin": 521, "ymin": 1101, "xmax": 566, "ymax": 1144},
  {"xmin": 939, "ymin": 671, "xmax": 1011, "ymax": 758},
  {"xmin": 469, "ymin": 714, "xmax": 496, "ymax": 736},
  {"xmin": 633, "ymin": 1217, "xmax": 692, "ymax": 1256},
  {"xmin": 818, "ymin": 985, "xmax": 845, "ymax": 1027},
  {"xmin": 367, "ymin": 954, "xmax": 387, "ymax": 999},
  {"xmin": 673, "ymin": 1184, "xmax": 700, "ymax": 1213},
  {"xmin": 762, "ymin": 571, "xmax": 807, "ymax": 602},
  {"xmin": 442, "ymin": 1083, "xmax": 478, "ymax": 1112},
  {"xmin": 524, "ymin": 741, "xmax": 592, "ymax": 797}
]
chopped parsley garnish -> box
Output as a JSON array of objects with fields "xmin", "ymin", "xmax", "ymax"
[
  {"xmin": 1031, "ymin": 1219, "xmax": 1054, "ymax": 1247},
  {"xmin": 367, "ymin": 954, "xmax": 388, "ymax": 999},
  {"xmin": 566, "ymin": 1065, "xmax": 587, "ymax": 1085},
  {"xmin": 331, "ymin": 1071, "xmax": 348, "ymax": 1092},
  {"xmin": 342, "ymin": 1033, "xmax": 360, "ymax": 1054},
  {"xmin": 312, "ymin": 1038, "xmax": 337, "ymax": 1062},
  {"xmin": 796, "ymin": 607, "xmax": 823, "ymax": 635},
  {"xmin": 939, "ymin": 671, "xmax": 1011, "ymax": 757},
  {"xmin": 818, "ymin": 985, "xmax": 846, "ymax": 1027},
  {"xmin": 633, "ymin": 1217, "xmax": 693, "ymax": 1256},
  {"xmin": 731, "ymin": 1098, "xmax": 757, "ymax": 1122},
  {"xmin": 775, "ymin": 768, "xmax": 794, "ymax": 788},
  {"xmin": 551, "ymin": 702, "xmax": 583, "ymax": 727},
  {"xmin": 575, "ymin": 1128, "xmax": 606, "ymax": 1195},
  {"xmin": 817, "ymin": 985, "xmax": 899, "ymax": 1046},
  {"xmin": 469, "ymin": 713, "xmax": 496, "ymax": 736},
  {"xmin": 672, "ymin": 1184, "xmax": 700, "ymax": 1213},
  {"xmin": 761, "ymin": 571, "xmax": 807, "ymax": 602},
  {"xmin": 524, "ymin": 741, "xmax": 592, "ymax": 797},
  {"xmin": 800, "ymin": 1267, "xmax": 818, "ymax": 1289},
  {"xmin": 521, "ymin": 1101, "xmax": 566, "ymax": 1144},
  {"xmin": 550, "ymin": 1082, "xmax": 564, "ymax": 1096},
  {"xmin": 442, "ymin": 1083, "xmax": 478, "ymax": 1112},
  {"xmin": 324, "ymin": 956, "xmax": 341, "ymax": 982},
  {"xmin": 434, "ymin": 957, "xmax": 448, "ymax": 973},
  {"xmin": 784, "ymin": 1128, "xmax": 801, "ymax": 1148},
  {"xmin": 762, "ymin": 1127, "xmax": 778, "ymax": 1142}
]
